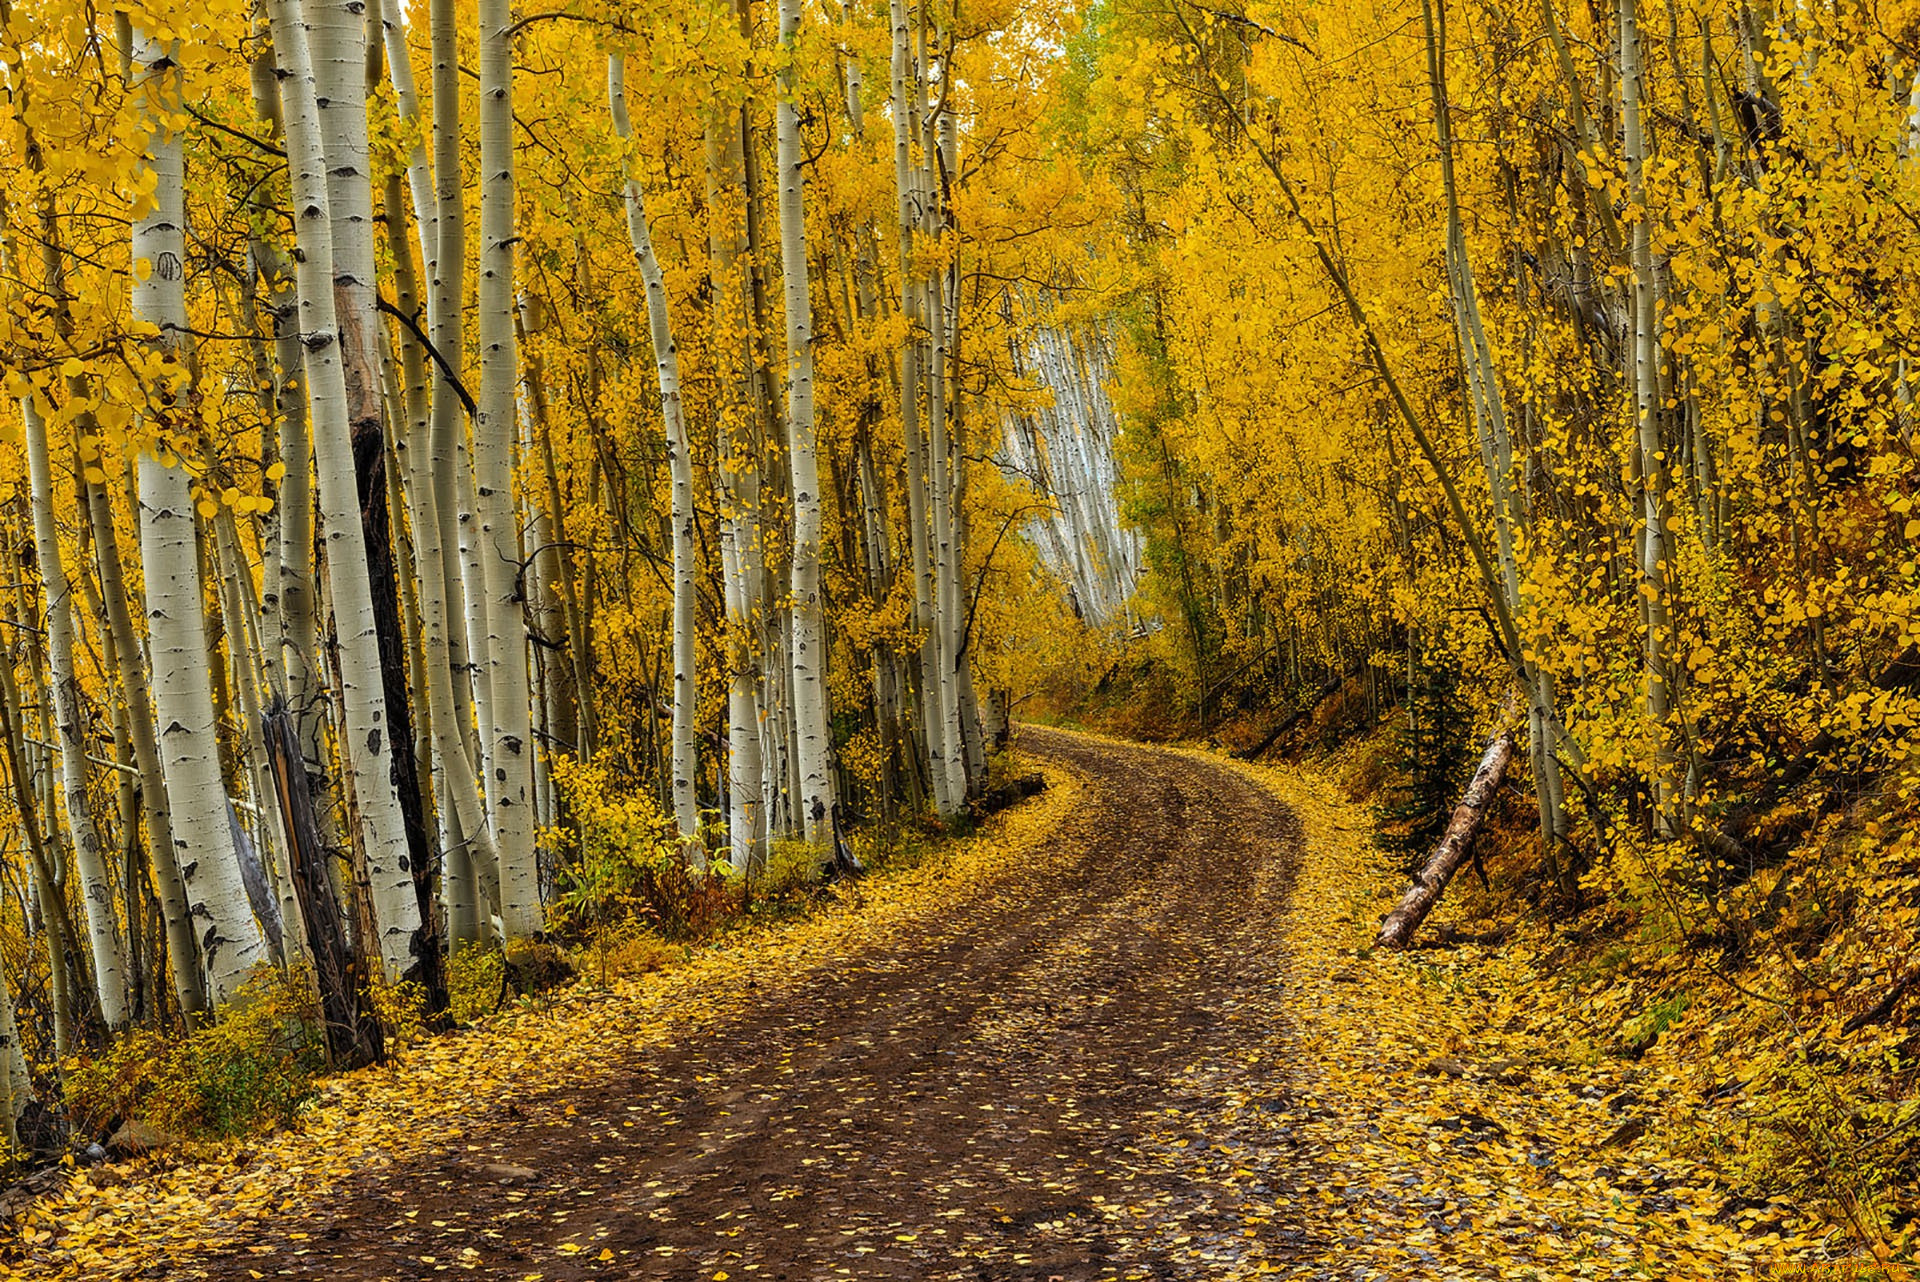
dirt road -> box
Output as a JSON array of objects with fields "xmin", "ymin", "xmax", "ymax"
[{"xmin": 186, "ymin": 728, "xmax": 1316, "ymax": 1281}]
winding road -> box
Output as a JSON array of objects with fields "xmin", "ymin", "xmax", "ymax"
[{"xmin": 188, "ymin": 728, "xmax": 1316, "ymax": 1281}]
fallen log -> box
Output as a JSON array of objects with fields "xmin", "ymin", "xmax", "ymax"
[
  {"xmin": 970, "ymin": 772, "xmax": 1046, "ymax": 819},
  {"xmin": 1376, "ymin": 728, "xmax": 1515, "ymax": 949}
]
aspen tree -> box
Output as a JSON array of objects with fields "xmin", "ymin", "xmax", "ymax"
[
  {"xmin": 776, "ymin": 0, "xmax": 837, "ymax": 845},
  {"xmin": 0, "ymin": 965, "xmax": 27, "ymax": 1157},
  {"xmin": 5, "ymin": 7, "xmax": 210, "ymax": 1020},
  {"xmin": 21, "ymin": 317, "xmax": 128, "ymax": 1031},
  {"xmin": 131, "ymin": 29, "xmax": 268, "ymax": 1005},
  {"xmin": 1620, "ymin": 0, "xmax": 1681, "ymax": 837},
  {"xmin": 245, "ymin": 31, "xmax": 324, "ymax": 789},
  {"xmin": 84, "ymin": 456, "xmax": 203, "ymax": 1017},
  {"xmin": 610, "ymin": 54, "xmax": 701, "ymax": 850},
  {"xmin": 381, "ymin": 9, "xmax": 498, "ymax": 944},
  {"xmin": 890, "ymin": 0, "xmax": 954, "ymax": 816},
  {"xmin": 263, "ymin": 0, "xmax": 424, "ymax": 979},
  {"xmin": 1420, "ymin": 0, "xmax": 1570, "ymax": 858},
  {"xmin": 476, "ymin": 0, "xmax": 542, "ymax": 934},
  {"xmin": 0, "ymin": 584, "xmax": 76, "ymax": 1053}
]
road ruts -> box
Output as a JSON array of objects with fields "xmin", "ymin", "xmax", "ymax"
[{"xmin": 185, "ymin": 727, "xmax": 1314, "ymax": 1282}]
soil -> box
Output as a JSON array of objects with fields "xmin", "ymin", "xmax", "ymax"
[{"xmin": 178, "ymin": 728, "xmax": 1315, "ymax": 1281}]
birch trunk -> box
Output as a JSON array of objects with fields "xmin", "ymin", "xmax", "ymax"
[
  {"xmin": 1376, "ymin": 729, "xmax": 1516, "ymax": 949},
  {"xmin": 0, "ymin": 963, "xmax": 29, "ymax": 1158},
  {"xmin": 383, "ymin": 176, "xmax": 495, "ymax": 950},
  {"xmin": 422, "ymin": 0, "xmax": 492, "ymax": 931},
  {"xmin": 476, "ymin": 0, "xmax": 542, "ymax": 935},
  {"xmin": 776, "ymin": 0, "xmax": 837, "ymax": 845},
  {"xmin": 610, "ymin": 55, "xmax": 701, "ymax": 849},
  {"xmin": 265, "ymin": 0, "xmax": 425, "ymax": 980}
]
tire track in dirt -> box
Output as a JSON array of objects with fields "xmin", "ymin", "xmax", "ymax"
[{"xmin": 183, "ymin": 727, "xmax": 1316, "ymax": 1281}]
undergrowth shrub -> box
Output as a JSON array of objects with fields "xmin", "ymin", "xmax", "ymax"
[
  {"xmin": 548, "ymin": 754, "xmax": 737, "ymax": 940},
  {"xmin": 754, "ymin": 838, "xmax": 825, "ymax": 902},
  {"xmin": 67, "ymin": 968, "xmax": 323, "ymax": 1142},
  {"xmin": 447, "ymin": 944, "xmax": 506, "ymax": 1023},
  {"xmin": 369, "ymin": 979, "xmax": 428, "ymax": 1053}
]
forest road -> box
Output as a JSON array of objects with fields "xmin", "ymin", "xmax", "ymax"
[{"xmin": 187, "ymin": 727, "xmax": 1316, "ymax": 1281}]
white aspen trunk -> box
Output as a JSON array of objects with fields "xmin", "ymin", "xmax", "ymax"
[
  {"xmin": 86, "ymin": 468, "xmax": 203, "ymax": 1015},
  {"xmin": 131, "ymin": 33, "xmax": 268, "ymax": 1005},
  {"xmin": 890, "ymin": 0, "xmax": 951, "ymax": 816},
  {"xmin": 775, "ymin": 0, "xmax": 836, "ymax": 845},
  {"xmin": 0, "ymin": 962, "xmax": 28, "ymax": 1155},
  {"xmin": 924, "ymin": 206, "xmax": 968, "ymax": 810},
  {"xmin": 924, "ymin": 90, "xmax": 971, "ymax": 803},
  {"xmin": 476, "ymin": 0, "xmax": 541, "ymax": 936},
  {"xmin": 132, "ymin": 36, "xmax": 268, "ymax": 1003},
  {"xmin": 381, "ymin": 4, "xmax": 436, "ymax": 265},
  {"xmin": 610, "ymin": 55, "xmax": 701, "ymax": 849},
  {"xmin": 21, "ymin": 393, "xmax": 128, "ymax": 1027},
  {"xmin": 245, "ymin": 39, "xmax": 325, "ymax": 784},
  {"xmin": 1621, "ymin": 0, "xmax": 1679, "ymax": 837},
  {"xmin": 427, "ymin": 0, "xmax": 484, "ymax": 800},
  {"xmin": 385, "ymin": 24, "xmax": 495, "ymax": 946},
  {"xmin": 211, "ymin": 508, "xmax": 294, "ymax": 962},
  {"xmin": 1421, "ymin": 0, "xmax": 1570, "ymax": 855},
  {"xmin": 265, "ymin": 0, "xmax": 425, "ymax": 978}
]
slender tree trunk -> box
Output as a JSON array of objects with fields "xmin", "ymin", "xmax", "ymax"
[
  {"xmin": 265, "ymin": 0, "xmax": 426, "ymax": 981},
  {"xmin": 132, "ymin": 30, "xmax": 269, "ymax": 1005},
  {"xmin": 22, "ymin": 386, "xmax": 129, "ymax": 1028},
  {"xmin": 0, "ymin": 622, "xmax": 77, "ymax": 1054},
  {"xmin": 1377, "ymin": 730, "xmax": 1515, "ymax": 949},
  {"xmin": 476, "ymin": 0, "xmax": 541, "ymax": 935},
  {"xmin": 1621, "ymin": 0, "xmax": 1680, "ymax": 837},
  {"xmin": 776, "ymin": 0, "xmax": 838, "ymax": 846},
  {"xmin": 610, "ymin": 54, "xmax": 702, "ymax": 851},
  {"xmin": 890, "ymin": 0, "xmax": 952, "ymax": 817},
  {"xmin": 1421, "ymin": 0, "xmax": 1571, "ymax": 860},
  {"xmin": 86, "ymin": 466, "xmax": 202, "ymax": 1017},
  {"xmin": 0, "ymin": 961, "xmax": 30, "ymax": 1158},
  {"xmin": 705, "ymin": 114, "xmax": 769, "ymax": 875}
]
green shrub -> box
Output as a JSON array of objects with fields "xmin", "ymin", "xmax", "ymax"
[
  {"xmin": 447, "ymin": 943, "xmax": 507, "ymax": 1023},
  {"xmin": 67, "ymin": 968, "xmax": 323, "ymax": 1143}
]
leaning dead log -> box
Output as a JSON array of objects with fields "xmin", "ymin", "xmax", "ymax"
[
  {"xmin": 970, "ymin": 772, "xmax": 1046, "ymax": 819},
  {"xmin": 1376, "ymin": 728, "xmax": 1515, "ymax": 949}
]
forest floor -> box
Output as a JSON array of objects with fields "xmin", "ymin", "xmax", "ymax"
[{"xmin": 8, "ymin": 729, "xmax": 1852, "ymax": 1281}]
